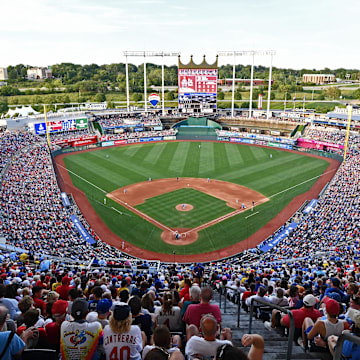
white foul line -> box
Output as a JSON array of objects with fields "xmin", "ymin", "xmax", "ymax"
[
  {"xmin": 269, "ymin": 168, "xmax": 336, "ymax": 199},
  {"xmin": 58, "ymin": 163, "xmax": 173, "ymax": 233},
  {"xmin": 57, "ymin": 163, "xmax": 107, "ymax": 194},
  {"xmin": 245, "ymin": 211, "xmax": 259, "ymax": 219}
]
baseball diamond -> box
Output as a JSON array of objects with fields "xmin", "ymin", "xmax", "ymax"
[{"xmin": 56, "ymin": 141, "xmax": 339, "ymax": 262}]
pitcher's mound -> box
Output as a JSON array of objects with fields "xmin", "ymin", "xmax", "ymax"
[{"xmin": 176, "ymin": 204, "xmax": 193, "ymax": 212}]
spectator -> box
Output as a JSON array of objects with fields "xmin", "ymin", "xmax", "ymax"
[
  {"xmin": 60, "ymin": 298, "xmax": 103, "ymax": 360},
  {"xmin": 154, "ymin": 292, "xmax": 182, "ymax": 332},
  {"xmin": 183, "ymin": 287, "xmax": 221, "ymax": 330},
  {"xmin": 129, "ymin": 296, "xmax": 152, "ymax": 345},
  {"xmin": 0, "ymin": 306, "xmax": 37, "ymax": 359},
  {"xmin": 45, "ymin": 299, "xmax": 68, "ymax": 352},
  {"xmin": 215, "ymin": 334, "xmax": 264, "ymax": 360},
  {"xmin": 103, "ymin": 303, "xmax": 143, "ymax": 360},
  {"xmin": 185, "ymin": 314, "xmax": 232, "ymax": 360},
  {"xmin": 142, "ymin": 324, "xmax": 182, "ymax": 359}
]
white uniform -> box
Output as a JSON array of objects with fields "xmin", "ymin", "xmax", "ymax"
[
  {"xmin": 103, "ymin": 325, "xmax": 142, "ymax": 360},
  {"xmin": 185, "ymin": 336, "xmax": 232, "ymax": 360},
  {"xmin": 154, "ymin": 306, "xmax": 182, "ymax": 332}
]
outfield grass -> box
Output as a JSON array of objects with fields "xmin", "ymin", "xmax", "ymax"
[
  {"xmin": 62, "ymin": 141, "xmax": 330, "ymax": 255},
  {"xmin": 136, "ymin": 188, "xmax": 233, "ymax": 228}
]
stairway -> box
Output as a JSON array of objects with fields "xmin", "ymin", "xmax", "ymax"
[{"xmin": 212, "ymin": 291, "xmax": 332, "ymax": 360}]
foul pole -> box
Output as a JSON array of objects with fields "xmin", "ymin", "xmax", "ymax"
[{"xmin": 343, "ymin": 105, "xmax": 353, "ymax": 160}]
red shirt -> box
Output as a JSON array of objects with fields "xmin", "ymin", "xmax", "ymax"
[
  {"xmin": 180, "ymin": 286, "xmax": 190, "ymax": 302},
  {"xmin": 242, "ymin": 291, "xmax": 256, "ymax": 302},
  {"xmin": 183, "ymin": 303, "xmax": 221, "ymax": 329},
  {"xmin": 56, "ymin": 284, "xmax": 72, "ymax": 300},
  {"xmin": 282, "ymin": 307, "xmax": 322, "ymax": 329},
  {"xmin": 33, "ymin": 297, "xmax": 46, "ymax": 315},
  {"xmin": 45, "ymin": 322, "xmax": 61, "ymax": 349}
]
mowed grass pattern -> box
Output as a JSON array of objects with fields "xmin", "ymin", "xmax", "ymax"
[
  {"xmin": 62, "ymin": 141, "xmax": 330, "ymax": 254},
  {"xmin": 136, "ymin": 188, "xmax": 233, "ymax": 228}
]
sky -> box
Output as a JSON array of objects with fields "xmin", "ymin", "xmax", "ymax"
[{"xmin": 1, "ymin": 0, "xmax": 359, "ymax": 70}]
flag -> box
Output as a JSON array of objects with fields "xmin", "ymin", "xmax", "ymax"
[{"xmin": 293, "ymin": 96, "xmax": 296, "ymax": 102}]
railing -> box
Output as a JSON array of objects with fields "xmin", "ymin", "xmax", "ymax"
[
  {"xmin": 333, "ymin": 331, "xmax": 360, "ymax": 360},
  {"xmin": 249, "ymin": 298, "xmax": 295, "ymax": 360},
  {"xmin": 218, "ymin": 285, "xmax": 242, "ymax": 328}
]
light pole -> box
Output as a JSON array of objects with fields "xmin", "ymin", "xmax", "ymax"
[
  {"xmin": 123, "ymin": 51, "xmax": 180, "ymax": 115},
  {"xmin": 217, "ymin": 50, "xmax": 276, "ymax": 119}
]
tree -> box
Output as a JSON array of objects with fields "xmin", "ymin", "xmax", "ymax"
[
  {"xmin": 0, "ymin": 99, "xmax": 8, "ymax": 113},
  {"xmin": 165, "ymin": 91, "xmax": 175, "ymax": 100},
  {"xmin": 234, "ymin": 91, "xmax": 242, "ymax": 100},
  {"xmin": 326, "ymin": 87, "xmax": 341, "ymax": 100},
  {"xmin": 133, "ymin": 93, "xmax": 143, "ymax": 102},
  {"xmin": 217, "ymin": 91, "xmax": 225, "ymax": 100},
  {"xmin": 352, "ymin": 88, "xmax": 360, "ymax": 100},
  {"xmin": 94, "ymin": 93, "xmax": 106, "ymax": 102}
]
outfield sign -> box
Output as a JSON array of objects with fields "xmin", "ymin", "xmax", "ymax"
[
  {"xmin": 303, "ymin": 199, "xmax": 318, "ymax": 215},
  {"xmin": 230, "ymin": 137, "xmax": 254, "ymax": 144},
  {"xmin": 140, "ymin": 136, "xmax": 163, "ymax": 142},
  {"xmin": 267, "ymin": 142, "xmax": 292, "ymax": 150},
  {"xmin": 259, "ymin": 222, "xmax": 298, "ymax": 253},
  {"xmin": 34, "ymin": 118, "xmax": 88, "ymax": 135},
  {"xmin": 70, "ymin": 215, "xmax": 96, "ymax": 245},
  {"xmin": 61, "ymin": 192, "xmax": 71, "ymax": 207},
  {"xmin": 148, "ymin": 93, "xmax": 160, "ymax": 107}
]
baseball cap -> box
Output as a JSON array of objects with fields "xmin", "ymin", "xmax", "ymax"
[
  {"xmin": 52, "ymin": 300, "xmax": 68, "ymax": 317},
  {"xmin": 71, "ymin": 298, "xmax": 88, "ymax": 320},
  {"xmin": 113, "ymin": 304, "xmax": 130, "ymax": 321},
  {"xmin": 303, "ymin": 294, "xmax": 317, "ymax": 307},
  {"xmin": 326, "ymin": 292, "xmax": 342, "ymax": 302},
  {"xmin": 97, "ymin": 299, "xmax": 112, "ymax": 314},
  {"xmin": 331, "ymin": 277, "xmax": 340, "ymax": 287},
  {"xmin": 62, "ymin": 276, "xmax": 71, "ymax": 284},
  {"xmin": 323, "ymin": 298, "xmax": 340, "ymax": 316},
  {"xmin": 348, "ymin": 308, "xmax": 360, "ymax": 327}
]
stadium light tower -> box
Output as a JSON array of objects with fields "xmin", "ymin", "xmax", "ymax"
[
  {"xmin": 217, "ymin": 50, "xmax": 276, "ymax": 119},
  {"xmin": 123, "ymin": 51, "xmax": 180, "ymax": 115}
]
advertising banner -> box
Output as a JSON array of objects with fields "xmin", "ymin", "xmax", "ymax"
[
  {"xmin": 113, "ymin": 140, "xmax": 127, "ymax": 145},
  {"xmin": 62, "ymin": 119, "xmax": 76, "ymax": 131},
  {"xmin": 134, "ymin": 127, "xmax": 143, "ymax": 132},
  {"xmin": 48, "ymin": 120, "xmax": 62, "ymax": 132},
  {"xmin": 259, "ymin": 222, "xmax": 298, "ymax": 253},
  {"xmin": 140, "ymin": 137, "xmax": 163, "ymax": 142},
  {"xmin": 76, "ymin": 118, "xmax": 88, "ymax": 129},
  {"xmin": 297, "ymin": 138, "xmax": 344, "ymax": 150},
  {"xmin": 267, "ymin": 142, "xmax": 293, "ymax": 150},
  {"xmin": 163, "ymin": 136, "xmax": 176, "ymax": 141},
  {"xmin": 102, "ymin": 141, "xmax": 114, "ymax": 147},
  {"xmin": 34, "ymin": 122, "xmax": 47, "ymax": 135},
  {"xmin": 303, "ymin": 199, "xmax": 318, "ymax": 215},
  {"xmin": 73, "ymin": 138, "xmax": 97, "ymax": 147},
  {"xmin": 230, "ymin": 138, "xmax": 254, "ymax": 144},
  {"xmin": 60, "ymin": 192, "xmax": 71, "ymax": 207},
  {"xmin": 70, "ymin": 215, "xmax": 96, "ymax": 245},
  {"xmin": 52, "ymin": 135, "xmax": 97, "ymax": 146},
  {"xmin": 148, "ymin": 93, "xmax": 160, "ymax": 107},
  {"xmin": 153, "ymin": 126, "xmax": 163, "ymax": 131}
]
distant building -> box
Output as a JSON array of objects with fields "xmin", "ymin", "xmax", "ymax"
[
  {"xmin": 27, "ymin": 67, "xmax": 52, "ymax": 80},
  {"xmin": 218, "ymin": 78, "xmax": 273, "ymax": 86},
  {"xmin": 302, "ymin": 74, "xmax": 335, "ymax": 84},
  {"xmin": 0, "ymin": 67, "xmax": 8, "ymax": 81}
]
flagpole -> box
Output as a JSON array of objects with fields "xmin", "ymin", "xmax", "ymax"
[
  {"xmin": 44, "ymin": 104, "xmax": 51, "ymax": 148},
  {"xmin": 343, "ymin": 105, "xmax": 352, "ymax": 161}
]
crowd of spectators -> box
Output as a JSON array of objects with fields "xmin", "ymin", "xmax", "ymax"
[
  {"xmin": 0, "ymin": 124, "xmax": 359, "ymax": 358},
  {"xmin": 107, "ymin": 129, "xmax": 177, "ymax": 142},
  {"xmin": 97, "ymin": 114, "xmax": 162, "ymax": 129},
  {"xmin": 49, "ymin": 129, "xmax": 93, "ymax": 143}
]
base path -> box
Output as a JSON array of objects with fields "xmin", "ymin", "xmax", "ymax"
[
  {"xmin": 107, "ymin": 178, "xmax": 268, "ymax": 245},
  {"xmin": 54, "ymin": 143, "xmax": 341, "ymax": 263}
]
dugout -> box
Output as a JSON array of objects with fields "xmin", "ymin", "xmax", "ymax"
[{"xmin": 173, "ymin": 116, "xmax": 221, "ymax": 140}]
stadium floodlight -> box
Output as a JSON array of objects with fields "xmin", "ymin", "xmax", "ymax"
[
  {"xmin": 217, "ymin": 50, "xmax": 276, "ymax": 119},
  {"xmin": 123, "ymin": 51, "xmax": 180, "ymax": 114}
]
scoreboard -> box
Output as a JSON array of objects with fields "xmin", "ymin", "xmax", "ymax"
[{"xmin": 178, "ymin": 67, "xmax": 218, "ymax": 115}]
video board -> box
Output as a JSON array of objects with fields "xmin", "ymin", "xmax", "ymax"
[{"xmin": 178, "ymin": 68, "xmax": 218, "ymax": 114}]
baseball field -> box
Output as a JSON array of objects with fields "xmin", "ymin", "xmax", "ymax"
[{"xmin": 57, "ymin": 141, "xmax": 336, "ymax": 260}]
